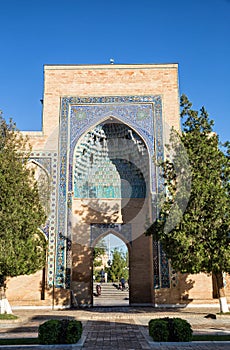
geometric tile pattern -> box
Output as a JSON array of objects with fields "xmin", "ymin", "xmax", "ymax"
[
  {"xmin": 56, "ymin": 95, "xmax": 167, "ymax": 288},
  {"xmin": 153, "ymin": 241, "xmax": 170, "ymax": 289},
  {"xmin": 90, "ymin": 223, "xmax": 132, "ymax": 245},
  {"xmin": 30, "ymin": 151, "xmax": 58, "ymax": 287},
  {"xmin": 73, "ymin": 123, "xmax": 147, "ymax": 199}
]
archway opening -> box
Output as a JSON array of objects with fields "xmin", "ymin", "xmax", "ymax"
[
  {"xmin": 71, "ymin": 118, "xmax": 153, "ymax": 307},
  {"xmin": 72, "ymin": 118, "xmax": 150, "ymax": 223},
  {"xmin": 93, "ymin": 233, "xmax": 129, "ymax": 306}
]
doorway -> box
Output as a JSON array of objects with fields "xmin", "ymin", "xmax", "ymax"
[
  {"xmin": 93, "ymin": 233, "xmax": 129, "ymax": 306},
  {"xmin": 71, "ymin": 119, "xmax": 154, "ymax": 306}
]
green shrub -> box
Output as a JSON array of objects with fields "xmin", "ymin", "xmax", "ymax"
[
  {"xmin": 170, "ymin": 317, "xmax": 192, "ymax": 342},
  {"xmin": 66, "ymin": 320, "xmax": 83, "ymax": 344},
  {"xmin": 149, "ymin": 317, "xmax": 192, "ymax": 342},
  {"xmin": 149, "ymin": 319, "xmax": 169, "ymax": 342},
  {"xmin": 38, "ymin": 320, "xmax": 62, "ymax": 344},
  {"xmin": 38, "ymin": 319, "xmax": 82, "ymax": 344}
]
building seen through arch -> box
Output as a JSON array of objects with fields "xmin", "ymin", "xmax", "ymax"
[{"xmin": 6, "ymin": 63, "xmax": 230, "ymax": 308}]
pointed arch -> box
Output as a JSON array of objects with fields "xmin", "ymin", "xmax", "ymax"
[
  {"xmin": 92, "ymin": 229, "xmax": 131, "ymax": 253},
  {"xmin": 71, "ymin": 118, "xmax": 150, "ymax": 200},
  {"xmin": 27, "ymin": 159, "xmax": 50, "ymax": 179},
  {"xmin": 27, "ymin": 160, "xmax": 51, "ymax": 216},
  {"xmin": 56, "ymin": 95, "xmax": 163, "ymax": 289},
  {"xmin": 70, "ymin": 115, "xmax": 152, "ymax": 164}
]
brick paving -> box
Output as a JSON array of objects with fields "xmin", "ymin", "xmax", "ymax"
[
  {"xmin": 82, "ymin": 319, "xmax": 151, "ymax": 349},
  {"xmin": 0, "ymin": 307, "xmax": 230, "ymax": 349}
]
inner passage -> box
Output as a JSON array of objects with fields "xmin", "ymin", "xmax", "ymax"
[{"xmin": 73, "ymin": 121, "xmax": 149, "ymax": 199}]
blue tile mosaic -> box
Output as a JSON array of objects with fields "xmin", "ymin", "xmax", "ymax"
[
  {"xmin": 91, "ymin": 223, "xmax": 132, "ymax": 245},
  {"xmin": 73, "ymin": 123, "xmax": 147, "ymax": 199},
  {"xmin": 29, "ymin": 152, "xmax": 58, "ymax": 287},
  {"xmin": 56, "ymin": 95, "xmax": 168, "ymax": 289}
]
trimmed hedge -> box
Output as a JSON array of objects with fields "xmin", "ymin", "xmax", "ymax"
[
  {"xmin": 149, "ymin": 318, "xmax": 169, "ymax": 342},
  {"xmin": 38, "ymin": 319, "xmax": 82, "ymax": 344},
  {"xmin": 149, "ymin": 317, "xmax": 193, "ymax": 342}
]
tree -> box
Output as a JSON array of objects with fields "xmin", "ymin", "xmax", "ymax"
[
  {"xmin": 0, "ymin": 112, "xmax": 47, "ymax": 313},
  {"xmin": 93, "ymin": 239, "xmax": 107, "ymax": 281},
  {"xmin": 146, "ymin": 95, "xmax": 230, "ymax": 312},
  {"xmin": 107, "ymin": 248, "xmax": 129, "ymax": 283}
]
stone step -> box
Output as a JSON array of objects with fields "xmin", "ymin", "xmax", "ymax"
[
  {"xmin": 93, "ymin": 283, "xmax": 129, "ymax": 306},
  {"xmin": 95, "ymin": 295, "xmax": 129, "ymax": 299},
  {"xmin": 93, "ymin": 283, "xmax": 129, "ymax": 302}
]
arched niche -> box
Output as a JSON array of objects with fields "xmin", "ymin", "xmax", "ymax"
[
  {"xmin": 72, "ymin": 118, "xmax": 150, "ymax": 224},
  {"xmin": 27, "ymin": 160, "xmax": 51, "ymax": 216}
]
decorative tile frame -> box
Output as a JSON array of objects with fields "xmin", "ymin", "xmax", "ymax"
[
  {"xmin": 56, "ymin": 95, "xmax": 166, "ymax": 288},
  {"xmin": 90, "ymin": 224, "xmax": 132, "ymax": 245},
  {"xmin": 73, "ymin": 125, "xmax": 148, "ymax": 199},
  {"xmin": 30, "ymin": 151, "xmax": 58, "ymax": 287}
]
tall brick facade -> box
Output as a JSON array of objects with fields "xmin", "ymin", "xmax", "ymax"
[{"xmin": 6, "ymin": 64, "xmax": 230, "ymax": 308}]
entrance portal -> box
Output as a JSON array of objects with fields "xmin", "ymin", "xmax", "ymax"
[
  {"xmin": 93, "ymin": 233, "xmax": 129, "ymax": 306},
  {"xmin": 8, "ymin": 64, "xmax": 194, "ymax": 309},
  {"xmin": 71, "ymin": 119, "xmax": 154, "ymax": 306}
]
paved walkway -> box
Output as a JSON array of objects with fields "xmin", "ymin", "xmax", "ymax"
[{"xmin": 0, "ymin": 306, "xmax": 230, "ymax": 349}]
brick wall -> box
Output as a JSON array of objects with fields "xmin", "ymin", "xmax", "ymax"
[{"xmin": 27, "ymin": 64, "xmax": 179, "ymax": 151}]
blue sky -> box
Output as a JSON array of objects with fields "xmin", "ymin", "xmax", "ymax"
[{"xmin": 0, "ymin": 0, "xmax": 229, "ymax": 143}]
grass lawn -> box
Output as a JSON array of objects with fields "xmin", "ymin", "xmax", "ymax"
[
  {"xmin": 0, "ymin": 314, "xmax": 18, "ymax": 320},
  {"xmin": 192, "ymin": 334, "xmax": 230, "ymax": 341},
  {"xmin": 0, "ymin": 338, "xmax": 39, "ymax": 345}
]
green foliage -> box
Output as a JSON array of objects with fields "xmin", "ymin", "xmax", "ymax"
[
  {"xmin": 0, "ymin": 313, "xmax": 18, "ymax": 320},
  {"xmin": 146, "ymin": 95, "xmax": 230, "ymax": 277},
  {"xmin": 149, "ymin": 317, "xmax": 193, "ymax": 342},
  {"xmin": 93, "ymin": 240, "xmax": 106, "ymax": 268},
  {"xmin": 0, "ymin": 338, "xmax": 39, "ymax": 345},
  {"xmin": 0, "ymin": 111, "xmax": 47, "ymax": 279},
  {"xmin": 149, "ymin": 319, "xmax": 169, "ymax": 342},
  {"xmin": 169, "ymin": 317, "xmax": 193, "ymax": 342},
  {"xmin": 106, "ymin": 248, "xmax": 128, "ymax": 282},
  {"xmin": 65, "ymin": 319, "xmax": 83, "ymax": 344},
  {"xmin": 38, "ymin": 320, "xmax": 61, "ymax": 344},
  {"xmin": 192, "ymin": 334, "xmax": 230, "ymax": 341},
  {"xmin": 38, "ymin": 319, "xmax": 82, "ymax": 344}
]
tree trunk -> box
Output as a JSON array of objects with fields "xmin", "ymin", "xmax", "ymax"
[
  {"xmin": 214, "ymin": 272, "xmax": 229, "ymax": 313},
  {"xmin": 0, "ymin": 285, "xmax": 12, "ymax": 314}
]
